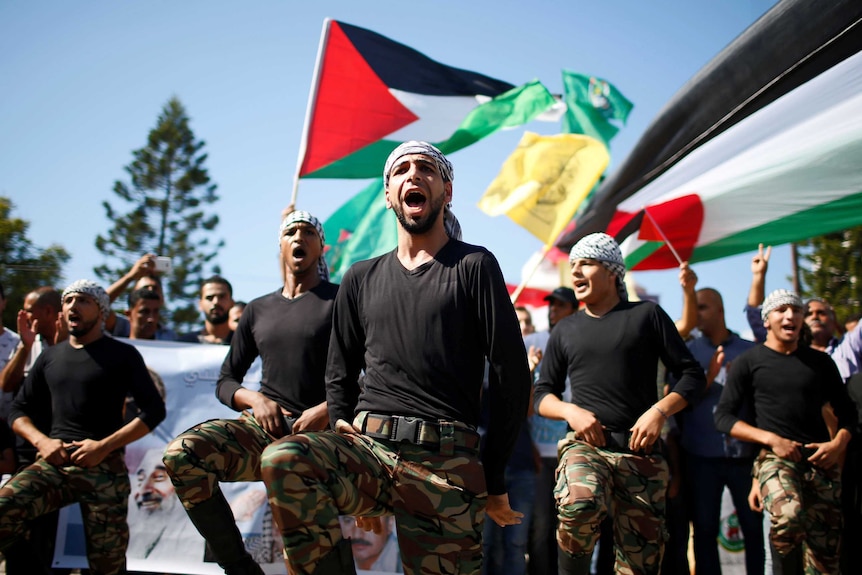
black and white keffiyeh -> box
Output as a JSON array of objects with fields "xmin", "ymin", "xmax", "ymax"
[
  {"xmin": 761, "ymin": 289, "xmax": 803, "ymax": 321},
  {"xmin": 568, "ymin": 233, "xmax": 628, "ymax": 302},
  {"xmin": 279, "ymin": 210, "xmax": 329, "ymax": 282},
  {"xmin": 62, "ymin": 279, "xmax": 110, "ymax": 320}
]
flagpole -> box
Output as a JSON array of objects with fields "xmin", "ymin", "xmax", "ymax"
[
  {"xmin": 510, "ymin": 244, "xmax": 554, "ymax": 304},
  {"xmin": 642, "ymin": 207, "xmax": 684, "ymax": 266},
  {"xmin": 291, "ymin": 17, "xmax": 332, "ymax": 206}
]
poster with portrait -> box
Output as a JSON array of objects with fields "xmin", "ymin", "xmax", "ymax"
[{"xmin": 51, "ymin": 339, "xmax": 401, "ymax": 574}]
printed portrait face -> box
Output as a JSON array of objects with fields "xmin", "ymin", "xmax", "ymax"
[
  {"xmin": 338, "ymin": 515, "xmax": 395, "ymax": 570},
  {"xmin": 133, "ymin": 448, "xmax": 177, "ymax": 514}
]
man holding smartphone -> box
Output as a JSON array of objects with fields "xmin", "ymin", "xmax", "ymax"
[{"xmin": 105, "ymin": 253, "xmax": 177, "ymax": 341}]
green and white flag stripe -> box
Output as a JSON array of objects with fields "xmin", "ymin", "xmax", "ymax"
[{"xmin": 617, "ymin": 48, "xmax": 862, "ymax": 266}]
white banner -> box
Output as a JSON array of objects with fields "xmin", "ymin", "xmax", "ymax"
[{"xmin": 51, "ymin": 339, "xmax": 402, "ymax": 574}]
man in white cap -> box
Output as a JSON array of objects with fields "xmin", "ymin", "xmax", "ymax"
[
  {"xmin": 261, "ymin": 141, "xmax": 531, "ymax": 575},
  {"xmin": 534, "ymin": 232, "xmax": 705, "ymax": 575},
  {"xmin": 715, "ymin": 288, "xmax": 856, "ymax": 574},
  {"xmin": 0, "ymin": 279, "xmax": 165, "ymax": 575}
]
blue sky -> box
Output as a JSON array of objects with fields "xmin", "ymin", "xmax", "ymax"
[{"xmin": 1, "ymin": 0, "xmax": 793, "ymax": 336}]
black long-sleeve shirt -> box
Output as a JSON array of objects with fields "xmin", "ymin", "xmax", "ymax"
[
  {"xmin": 9, "ymin": 337, "xmax": 165, "ymax": 442},
  {"xmin": 534, "ymin": 300, "xmax": 705, "ymax": 432},
  {"xmin": 325, "ymin": 240, "xmax": 531, "ymax": 495},
  {"xmin": 714, "ymin": 344, "xmax": 856, "ymax": 445},
  {"xmin": 216, "ymin": 284, "xmax": 338, "ymax": 415}
]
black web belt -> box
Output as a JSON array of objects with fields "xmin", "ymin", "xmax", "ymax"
[{"xmin": 360, "ymin": 412, "xmax": 480, "ymax": 452}]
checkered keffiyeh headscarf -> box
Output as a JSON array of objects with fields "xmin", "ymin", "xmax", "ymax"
[
  {"xmin": 569, "ymin": 233, "xmax": 628, "ymax": 302},
  {"xmin": 761, "ymin": 289, "xmax": 803, "ymax": 321},
  {"xmin": 62, "ymin": 280, "xmax": 110, "ymax": 320},
  {"xmin": 279, "ymin": 210, "xmax": 329, "ymax": 281},
  {"xmin": 382, "ymin": 141, "xmax": 461, "ymax": 240},
  {"xmin": 383, "ymin": 141, "xmax": 454, "ymax": 186}
]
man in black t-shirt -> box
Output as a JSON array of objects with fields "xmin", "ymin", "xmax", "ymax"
[
  {"xmin": 163, "ymin": 210, "xmax": 336, "ymax": 575},
  {"xmin": 715, "ymin": 289, "xmax": 855, "ymax": 574},
  {"xmin": 0, "ymin": 280, "xmax": 165, "ymax": 575},
  {"xmin": 261, "ymin": 141, "xmax": 531, "ymax": 575},
  {"xmin": 534, "ymin": 233, "xmax": 705, "ymax": 575}
]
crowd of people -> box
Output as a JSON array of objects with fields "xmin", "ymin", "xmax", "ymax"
[{"xmin": 0, "ymin": 141, "xmax": 860, "ymax": 575}]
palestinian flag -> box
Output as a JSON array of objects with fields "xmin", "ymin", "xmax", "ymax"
[
  {"xmin": 296, "ymin": 19, "xmax": 556, "ymax": 179},
  {"xmin": 556, "ymin": 0, "xmax": 862, "ymax": 269}
]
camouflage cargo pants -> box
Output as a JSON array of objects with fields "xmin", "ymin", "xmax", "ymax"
[
  {"xmin": 260, "ymin": 412, "xmax": 486, "ymax": 575},
  {"xmin": 162, "ymin": 413, "xmax": 273, "ymax": 508},
  {"xmin": 754, "ymin": 449, "xmax": 842, "ymax": 574},
  {"xmin": 555, "ymin": 433, "xmax": 669, "ymax": 575},
  {"xmin": 0, "ymin": 450, "xmax": 130, "ymax": 575}
]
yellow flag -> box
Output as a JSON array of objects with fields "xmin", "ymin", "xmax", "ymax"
[{"xmin": 478, "ymin": 132, "xmax": 609, "ymax": 245}]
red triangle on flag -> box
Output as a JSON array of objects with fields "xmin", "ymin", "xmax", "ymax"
[
  {"xmin": 635, "ymin": 194, "xmax": 704, "ymax": 269},
  {"xmin": 299, "ymin": 22, "xmax": 419, "ymax": 177},
  {"xmin": 637, "ymin": 208, "xmax": 664, "ymax": 242}
]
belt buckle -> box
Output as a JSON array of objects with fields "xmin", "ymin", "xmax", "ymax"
[{"xmin": 392, "ymin": 416, "xmax": 422, "ymax": 444}]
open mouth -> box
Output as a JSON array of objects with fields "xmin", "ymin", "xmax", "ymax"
[
  {"xmin": 405, "ymin": 191, "xmax": 427, "ymax": 207},
  {"xmin": 292, "ymin": 246, "xmax": 307, "ymax": 258},
  {"xmin": 136, "ymin": 493, "xmax": 163, "ymax": 510}
]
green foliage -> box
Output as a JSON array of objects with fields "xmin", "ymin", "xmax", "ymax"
[
  {"xmin": 0, "ymin": 197, "xmax": 70, "ymax": 326},
  {"xmin": 798, "ymin": 225, "xmax": 862, "ymax": 325},
  {"xmin": 95, "ymin": 97, "xmax": 223, "ymax": 332}
]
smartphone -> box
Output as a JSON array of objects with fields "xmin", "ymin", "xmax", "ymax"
[{"xmin": 153, "ymin": 256, "xmax": 172, "ymax": 273}]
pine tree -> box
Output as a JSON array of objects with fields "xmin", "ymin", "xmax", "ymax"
[
  {"xmin": 798, "ymin": 226, "xmax": 862, "ymax": 326},
  {"xmin": 0, "ymin": 197, "xmax": 70, "ymax": 326},
  {"xmin": 95, "ymin": 97, "xmax": 223, "ymax": 332}
]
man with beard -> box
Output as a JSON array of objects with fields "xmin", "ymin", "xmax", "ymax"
[
  {"xmin": 164, "ymin": 210, "xmax": 337, "ymax": 575},
  {"xmin": 0, "ymin": 280, "xmax": 165, "ymax": 574},
  {"xmin": 715, "ymin": 289, "xmax": 855, "ymax": 574},
  {"xmin": 261, "ymin": 141, "xmax": 530, "ymax": 575},
  {"xmin": 127, "ymin": 448, "xmax": 204, "ymax": 560},
  {"xmin": 179, "ymin": 276, "xmax": 236, "ymax": 344}
]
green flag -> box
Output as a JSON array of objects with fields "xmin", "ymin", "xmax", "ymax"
[
  {"xmin": 561, "ymin": 70, "xmax": 633, "ymax": 147},
  {"xmin": 323, "ymin": 178, "xmax": 397, "ymax": 282}
]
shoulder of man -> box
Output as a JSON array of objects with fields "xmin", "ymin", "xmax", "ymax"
[
  {"xmin": 94, "ymin": 334, "xmax": 144, "ymax": 354},
  {"xmin": 314, "ymin": 280, "xmax": 340, "ymax": 299},
  {"xmin": 340, "ymin": 251, "xmax": 392, "ymax": 285}
]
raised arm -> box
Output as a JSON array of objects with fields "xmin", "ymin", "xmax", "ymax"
[
  {"xmin": 745, "ymin": 244, "xmax": 771, "ymax": 342},
  {"xmin": 106, "ymin": 253, "xmax": 156, "ymax": 303},
  {"xmin": 674, "ymin": 261, "xmax": 698, "ymax": 338},
  {"xmin": 748, "ymin": 244, "xmax": 770, "ymax": 308}
]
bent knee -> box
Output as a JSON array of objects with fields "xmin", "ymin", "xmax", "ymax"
[
  {"xmin": 260, "ymin": 438, "xmax": 309, "ymax": 480},
  {"xmin": 162, "ymin": 434, "xmax": 193, "ymax": 472},
  {"xmin": 557, "ymin": 494, "xmax": 603, "ymax": 525}
]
